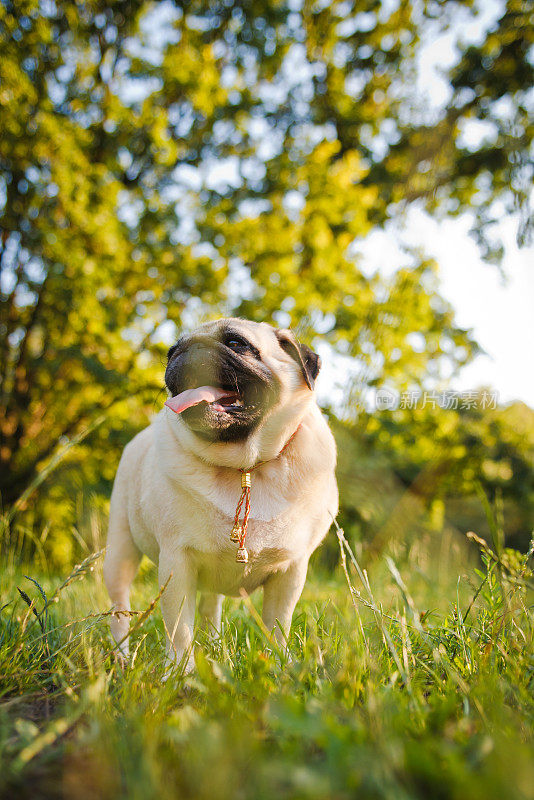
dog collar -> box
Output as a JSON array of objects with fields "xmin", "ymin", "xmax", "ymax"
[{"xmin": 231, "ymin": 424, "xmax": 302, "ymax": 564}]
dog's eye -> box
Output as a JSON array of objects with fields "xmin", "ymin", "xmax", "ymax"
[
  {"xmin": 224, "ymin": 333, "xmax": 261, "ymax": 359},
  {"xmin": 224, "ymin": 335, "xmax": 249, "ymax": 351}
]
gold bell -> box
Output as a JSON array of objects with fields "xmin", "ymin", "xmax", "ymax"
[
  {"xmin": 230, "ymin": 524, "xmax": 242, "ymax": 543},
  {"xmin": 236, "ymin": 547, "xmax": 249, "ymax": 564},
  {"xmin": 241, "ymin": 471, "xmax": 251, "ymax": 489}
]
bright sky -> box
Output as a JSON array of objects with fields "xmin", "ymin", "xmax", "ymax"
[
  {"xmin": 329, "ymin": 0, "xmax": 534, "ymax": 410},
  {"xmin": 357, "ymin": 210, "xmax": 534, "ymax": 408},
  {"xmin": 401, "ymin": 0, "xmax": 534, "ymax": 407},
  {"xmin": 318, "ymin": 0, "xmax": 534, "ymax": 409},
  {"xmin": 343, "ymin": 0, "xmax": 533, "ymax": 409},
  {"xmin": 413, "ymin": 213, "xmax": 534, "ymax": 407}
]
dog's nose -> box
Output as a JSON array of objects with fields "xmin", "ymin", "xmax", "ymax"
[
  {"xmin": 166, "ymin": 340, "xmax": 218, "ymax": 394},
  {"xmin": 181, "ymin": 341, "xmax": 222, "ymax": 385}
]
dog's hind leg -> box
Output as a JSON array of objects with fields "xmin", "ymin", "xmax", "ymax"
[{"xmin": 103, "ymin": 498, "xmax": 141, "ymax": 660}]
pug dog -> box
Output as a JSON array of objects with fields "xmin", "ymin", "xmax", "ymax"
[{"xmin": 103, "ymin": 318, "xmax": 338, "ymax": 672}]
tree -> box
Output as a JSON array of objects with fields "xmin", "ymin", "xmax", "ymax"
[
  {"xmin": 372, "ymin": 0, "xmax": 534, "ymax": 262},
  {"xmin": 1, "ymin": 0, "xmax": 530, "ymax": 523}
]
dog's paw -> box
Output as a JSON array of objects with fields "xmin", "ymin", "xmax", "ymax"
[
  {"xmin": 262, "ymin": 646, "xmax": 293, "ymax": 669},
  {"xmin": 111, "ymin": 643, "xmax": 131, "ymax": 670},
  {"xmin": 162, "ymin": 652, "xmax": 196, "ymax": 682}
]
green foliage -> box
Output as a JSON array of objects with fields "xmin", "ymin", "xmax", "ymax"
[
  {"xmin": 1, "ymin": 525, "xmax": 533, "ymax": 799},
  {"xmin": 333, "ymin": 398, "xmax": 534, "ymax": 554}
]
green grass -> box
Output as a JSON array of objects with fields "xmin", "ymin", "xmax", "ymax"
[{"xmin": 1, "ymin": 527, "xmax": 533, "ymax": 800}]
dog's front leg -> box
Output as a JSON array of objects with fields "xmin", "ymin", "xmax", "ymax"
[
  {"xmin": 159, "ymin": 549, "xmax": 197, "ymax": 675},
  {"xmin": 262, "ymin": 558, "xmax": 309, "ymax": 649},
  {"xmin": 199, "ymin": 592, "xmax": 223, "ymax": 635}
]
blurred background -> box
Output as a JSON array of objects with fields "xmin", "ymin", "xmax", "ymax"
[{"xmin": 1, "ymin": 0, "xmax": 532, "ymax": 570}]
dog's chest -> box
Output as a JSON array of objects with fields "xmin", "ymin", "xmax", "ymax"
[
  {"xmin": 177, "ymin": 488, "xmax": 309, "ymax": 557},
  {"xmin": 193, "ymin": 514, "xmax": 303, "ymax": 596},
  {"xmin": 174, "ymin": 465, "xmax": 295, "ymax": 523},
  {"xmin": 151, "ymin": 482, "xmax": 312, "ymax": 595}
]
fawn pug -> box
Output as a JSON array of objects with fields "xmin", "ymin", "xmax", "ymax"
[{"xmin": 104, "ymin": 318, "xmax": 338, "ymax": 672}]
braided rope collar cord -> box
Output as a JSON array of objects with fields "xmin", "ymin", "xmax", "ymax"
[{"xmin": 230, "ymin": 425, "xmax": 302, "ymax": 564}]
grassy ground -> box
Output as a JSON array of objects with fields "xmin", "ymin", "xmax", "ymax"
[{"xmin": 1, "ymin": 525, "xmax": 533, "ymax": 800}]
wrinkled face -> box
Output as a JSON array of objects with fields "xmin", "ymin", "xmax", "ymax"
[{"xmin": 164, "ymin": 319, "xmax": 320, "ymax": 442}]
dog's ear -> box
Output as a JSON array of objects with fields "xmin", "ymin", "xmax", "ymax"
[
  {"xmin": 275, "ymin": 329, "xmax": 321, "ymax": 390},
  {"xmin": 167, "ymin": 343, "xmax": 179, "ymax": 361}
]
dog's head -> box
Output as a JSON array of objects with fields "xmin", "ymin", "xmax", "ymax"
[{"xmin": 164, "ymin": 318, "xmax": 320, "ymax": 443}]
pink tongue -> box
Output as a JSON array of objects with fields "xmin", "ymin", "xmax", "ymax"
[{"xmin": 164, "ymin": 386, "xmax": 235, "ymax": 415}]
